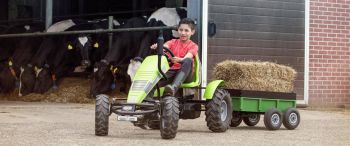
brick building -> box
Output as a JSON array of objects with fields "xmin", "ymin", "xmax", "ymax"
[{"xmin": 309, "ymin": 0, "xmax": 350, "ymax": 107}]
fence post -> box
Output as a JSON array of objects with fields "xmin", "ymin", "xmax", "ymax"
[
  {"xmin": 108, "ymin": 16, "xmax": 113, "ymax": 51},
  {"xmin": 45, "ymin": 0, "xmax": 53, "ymax": 29}
]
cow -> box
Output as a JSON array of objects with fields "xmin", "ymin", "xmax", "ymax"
[
  {"xmin": 19, "ymin": 19, "xmax": 84, "ymax": 96},
  {"xmin": 0, "ymin": 62, "xmax": 17, "ymax": 93},
  {"xmin": 0, "ymin": 23, "xmax": 44, "ymax": 94},
  {"xmin": 32, "ymin": 36, "xmax": 75, "ymax": 94},
  {"xmin": 90, "ymin": 7, "xmax": 187, "ymax": 97},
  {"xmin": 90, "ymin": 17, "xmax": 148, "ymax": 97},
  {"xmin": 127, "ymin": 7, "xmax": 187, "ymax": 80},
  {"xmin": 33, "ymin": 19, "xmax": 121, "ymax": 94},
  {"xmin": 64, "ymin": 19, "xmax": 120, "ymax": 69},
  {"xmin": 19, "ymin": 19, "xmax": 120, "ymax": 95},
  {"xmin": 19, "ymin": 36, "xmax": 63, "ymax": 95}
]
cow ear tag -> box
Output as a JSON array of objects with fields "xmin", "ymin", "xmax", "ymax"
[
  {"xmin": 67, "ymin": 44, "xmax": 73, "ymax": 50},
  {"xmin": 113, "ymin": 67, "xmax": 118, "ymax": 74},
  {"xmin": 8, "ymin": 61, "xmax": 13, "ymax": 66},
  {"xmin": 94, "ymin": 42, "xmax": 99, "ymax": 48}
]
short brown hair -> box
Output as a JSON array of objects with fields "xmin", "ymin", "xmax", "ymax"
[{"xmin": 178, "ymin": 18, "xmax": 196, "ymax": 30}]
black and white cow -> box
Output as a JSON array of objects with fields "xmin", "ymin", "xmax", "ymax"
[
  {"xmin": 127, "ymin": 7, "xmax": 187, "ymax": 80},
  {"xmin": 19, "ymin": 19, "xmax": 120, "ymax": 95},
  {"xmin": 65, "ymin": 19, "xmax": 120, "ymax": 68},
  {"xmin": 90, "ymin": 17, "xmax": 148, "ymax": 96},
  {"xmin": 91, "ymin": 7, "xmax": 187, "ymax": 97},
  {"xmin": 19, "ymin": 19, "xmax": 84, "ymax": 96},
  {"xmin": 0, "ymin": 23, "xmax": 44, "ymax": 93}
]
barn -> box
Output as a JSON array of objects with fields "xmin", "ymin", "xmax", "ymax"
[{"xmin": 0, "ymin": 0, "xmax": 349, "ymax": 108}]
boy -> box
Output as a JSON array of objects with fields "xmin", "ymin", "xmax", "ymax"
[{"xmin": 151, "ymin": 18, "xmax": 198, "ymax": 96}]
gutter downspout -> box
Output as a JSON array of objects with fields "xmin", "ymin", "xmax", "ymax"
[
  {"xmin": 298, "ymin": 0, "xmax": 309, "ymax": 107},
  {"xmin": 201, "ymin": 0, "xmax": 208, "ymax": 99}
]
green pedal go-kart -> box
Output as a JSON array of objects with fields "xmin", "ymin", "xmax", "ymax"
[{"xmin": 94, "ymin": 35, "xmax": 232, "ymax": 139}]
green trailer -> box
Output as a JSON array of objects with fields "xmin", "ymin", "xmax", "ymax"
[{"xmin": 225, "ymin": 89, "xmax": 300, "ymax": 130}]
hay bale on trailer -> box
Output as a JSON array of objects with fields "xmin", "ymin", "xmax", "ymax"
[{"xmin": 213, "ymin": 60, "xmax": 297, "ymax": 93}]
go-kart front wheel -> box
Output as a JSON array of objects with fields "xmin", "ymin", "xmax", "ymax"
[
  {"xmin": 160, "ymin": 96, "xmax": 179, "ymax": 139},
  {"xmin": 95, "ymin": 94, "xmax": 110, "ymax": 136}
]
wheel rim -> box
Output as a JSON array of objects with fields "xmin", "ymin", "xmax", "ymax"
[
  {"xmin": 271, "ymin": 113, "xmax": 280, "ymax": 126},
  {"xmin": 289, "ymin": 112, "xmax": 298, "ymax": 125},
  {"xmin": 249, "ymin": 114, "xmax": 258, "ymax": 122},
  {"xmin": 220, "ymin": 100, "xmax": 228, "ymax": 121}
]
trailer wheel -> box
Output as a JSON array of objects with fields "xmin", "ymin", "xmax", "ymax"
[
  {"xmin": 160, "ymin": 96, "xmax": 179, "ymax": 139},
  {"xmin": 264, "ymin": 108, "xmax": 282, "ymax": 130},
  {"xmin": 205, "ymin": 89, "xmax": 232, "ymax": 132},
  {"xmin": 283, "ymin": 108, "xmax": 300, "ymax": 130},
  {"xmin": 95, "ymin": 94, "xmax": 110, "ymax": 136},
  {"xmin": 243, "ymin": 113, "xmax": 260, "ymax": 126},
  {"xmin": 230, "ymin": 112, "xmax": 242, "ymax": 127}
]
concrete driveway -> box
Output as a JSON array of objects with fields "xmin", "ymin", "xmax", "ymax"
[{"xmin": 0, "ymin": 101, "xmax": 349, "ymax": 146}]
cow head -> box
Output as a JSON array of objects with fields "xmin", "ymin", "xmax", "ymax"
[
  {"xmin": 0, "ymin": 62, "xmax": 16, "ymax": 93},
  {"xmin": 90, "ymin": 60, "xmax": 114, "ymax": 97},
  {"xmin": 66, "ymin": 35, "xmax": 95, "ymax": 67},
  {"xmin": 33, "ymin": 64, "xmax": 53, "ymax": 94},
  {"xmin": 19, "ymin": 64, "xmax": 36, "ymax": 96},
  {"xmin": 65, "ymin": 19, "xmax": 119, "ymax": 68}
]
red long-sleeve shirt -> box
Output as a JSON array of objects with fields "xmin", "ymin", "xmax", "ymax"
[{"xmin": 165, "ymin": 39, "xmax": 198, "ymax": 70}]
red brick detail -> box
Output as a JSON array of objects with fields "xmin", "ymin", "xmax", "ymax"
[{"xmin": 309, "ymin": 0, "xmax": 350, "ymax": 107}]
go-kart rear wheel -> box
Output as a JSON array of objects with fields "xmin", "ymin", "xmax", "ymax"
[
  {"xmin": 95, "ymin": 94, "xmax": 110, "ymax": 136},
  {"xmin": 205, "ymin": 89, "xmax": 232, "ymax": 132},
  {"xmin": 160, "ymin": 96, "xmax": 179, "ymax": 139},
  {"xmin": 243, "ymin": 113, "xmax": 260, "ymax": 126}
]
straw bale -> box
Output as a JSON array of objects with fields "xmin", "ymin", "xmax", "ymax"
[{"xmin": 214, "ymin": 60, "xmax": 297, "ymax": 93}]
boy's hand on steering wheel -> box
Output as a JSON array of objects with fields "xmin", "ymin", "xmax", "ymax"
[
  {"xmin": 150, "ymin": 43, "xmax": 157, "ymax": 50},
  {"xmin": 171, "ymin": 57, "xmax": 183, "ymax": 64}
]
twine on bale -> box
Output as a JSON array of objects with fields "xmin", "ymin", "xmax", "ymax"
[{"xmin": 214, "ymin": 60, "xmax": 297, "ymax": 93}]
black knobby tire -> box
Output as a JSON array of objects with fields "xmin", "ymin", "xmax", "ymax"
[
  {"xmin": 282, "ymin": 108, "xmax": 300, "ymax": 130},
  {"xmin": 264, "ymin": 108, "xmax": 282, "ymax": 130},
  {"xmin": 148, "ymin": 113, "xmax": 160, "ymax": 130},
  {"xmin": 230, "ymin": 112, "xmax": 242, "ymax": 127},
  {"xmin": 160, "ymin": 96, "xmax": 179, "ymax": 139},
  {"xmin": 148, "ymin": 120, "xmax": 160, "ymax": 130},
  {"xmin": 243, "ymin": 113, "xmax": 260, "ymax": 126},
  {"xmin": 205, "ymin": 89, "xmax": 232, "ymax": 132},
  {"xmin": 95, "ymin": 94, "xmax": 110, "ymax": 136}
]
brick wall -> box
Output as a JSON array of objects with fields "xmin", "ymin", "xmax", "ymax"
[{"xmin": 309, "ymin": 0, "xmax": 350, "ymax": 107}]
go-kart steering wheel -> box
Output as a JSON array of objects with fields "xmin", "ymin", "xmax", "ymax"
[{"xmin": 163, "ymin": 46, "xmax": 175, "ymax": 66}]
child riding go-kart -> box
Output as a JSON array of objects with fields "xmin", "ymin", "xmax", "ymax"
[{"xmin": 94, "ymin": 30, "xmax": 232, "ymax": 139}]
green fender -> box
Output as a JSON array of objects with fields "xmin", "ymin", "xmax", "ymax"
[{"xmin": 204, "ymin": 80, "xmax": 224, "ymax": 100}]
